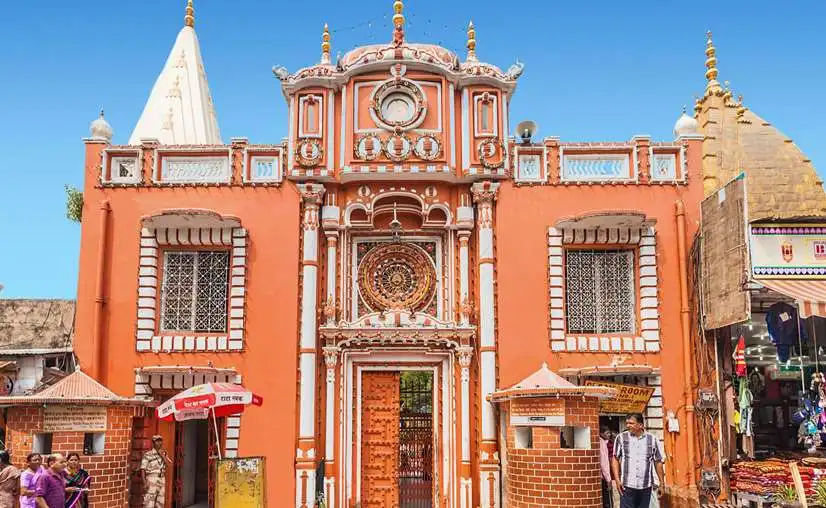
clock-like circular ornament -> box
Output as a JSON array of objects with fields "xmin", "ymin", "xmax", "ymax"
[
  {"xmin": 296, "ymin": 138, "xmax": 323, "ymax": 167},
  {"xmin": 355, "ymin": 135, "xmax": 382, "ymax": 161},
  {"xmin": 369, "ymin": 77, "xmax": 428, "ymax": 132},
  {"xmin": 384, "ymin": 134, "xmax": 412, "ymax": 162},
  {"xmin": 477, "ymin": 137, "xmax": 505, "ymax": 169},
  {"xmin": 357, "ymin": 242, "xmax": 437, "ymax": 313},
  {"xmin": 414, "ymin": 135, "xmax": 442, "ymax": 161}
]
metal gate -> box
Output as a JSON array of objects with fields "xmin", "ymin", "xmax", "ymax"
[{"xmin": 399, "ymin": 372, "xmax": 433, "ymax": 508}]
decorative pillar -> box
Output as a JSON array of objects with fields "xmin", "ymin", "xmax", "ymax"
[
  {"xmin": 457, "ymin": 345, "xmax": 474, "ymax": 508},
  {"xmin": 323, "ymin": 346, "xmax": 340, "ymax": 508},
  {"xmin": 322, "ymin": 198, "xmax": 340, "ymax": 325},
  {"xmin": 296, "ymin": 183, "xmax": 325, "ymax": 508},
  {"xmin": 457, "ymin": 199, "xmax": 474, "ymax": 325},
  {"xmin": 471, "ymin": 181, "xmax": 501, "ymax": 508}
]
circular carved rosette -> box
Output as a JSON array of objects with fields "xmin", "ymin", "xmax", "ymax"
[
  {"xmin": 369, "ymin": 77, "xmax": 428, "ymax": 132},
  {"xmin": 295, "ymin": 138, "xmax": 323, "ymax": 167},
  {"xmin": 476, "ymin": 137, "xmax": 505, "ymax": 169},
  {"xmin": 354, "ymin": 135, "xmax": 382, "ymax": 161},
  {"xmin": 413, "ymin": 135, "xmax": 442, "ymax": 161},
  {"xmin": 383, "ymin": 134, "xmax": 412, "ymax": 162},
  {"xmin": 357, "ymin": 242, "xmax": 437, "ymax": 313}
]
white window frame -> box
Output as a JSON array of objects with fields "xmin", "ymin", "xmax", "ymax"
[{"xmin": 136, "ymin": 226, "xmax": 248, "ymax": 353}]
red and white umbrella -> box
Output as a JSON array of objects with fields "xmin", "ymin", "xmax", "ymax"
[
  {"xmin": 156, "ymin": 383, "xmax": 263, "ymax": 459},
  {"xmin": 157, "ymin": 382, "xmax": 263, "ymax": 422}
]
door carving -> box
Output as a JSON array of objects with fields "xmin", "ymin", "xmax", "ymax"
[{"xmin": 361, "ymin": 371, "xmax": 401, "ymax": 508}]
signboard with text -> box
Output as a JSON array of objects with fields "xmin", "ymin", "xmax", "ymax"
[
  {"xmin": 584, "ymin": 381, "xmax": 654, "ymax": 414},
  {"xmin": 216, "ymin": 457, "xmax": 266, "ymax": 508},
  {"xmin": 43, "ymin": 406, "xmax": 107, "ymax": 432},
  {"xmin": 510, "ymin": 398, "xmax": 565, "ymax": 427},
  {"xmin": 750, "ymin": 223, "xmax": 826, "ymax": 279}
]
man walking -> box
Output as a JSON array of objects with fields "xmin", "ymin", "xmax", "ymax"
[
  {"xmin": 141, "ymin": 435, "xmax": 172, "ymax": 508},
  {"xmin": 611, "ymin": 413, "xmax": 666, "ymax": 508},
  {"xmin": 35, "ymin": 454, "xmax": 66, "ymax": 508},
  {"xmin": 599, "ymin": 426, "xmax": 613, "ymax": 508}
]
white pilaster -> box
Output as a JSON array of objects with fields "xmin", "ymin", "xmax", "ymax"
[
  {"xmin": 472, "ymin": 182, "xmax": 501, "ymax": 508},
  {"xmin": 472, "ymin": 182, "xmax": 500, "ymax": 442},
  {"xmin": 296, "ymin": 183, "xmax": 324, "ymax": 508},
  {"xmin": 322, "ymin": 204, "xmax": 340, "ymax": 325}
]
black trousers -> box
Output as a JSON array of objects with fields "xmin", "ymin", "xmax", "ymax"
[
  {"xmin": 620, "ymin": 487, "xmax": 652, "ymax": 508},
  {"xmin": 601, "ymin": 479, "xmax": 613, "ymax": 508}
]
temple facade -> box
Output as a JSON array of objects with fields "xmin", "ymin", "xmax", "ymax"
[{"xmin": 67, "ymin": 1, "xmax": 734, "ymax": 507}]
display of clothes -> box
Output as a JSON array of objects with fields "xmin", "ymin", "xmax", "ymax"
[
  {"xmin": 739, "ymin": 377, "xmax": 755, "ymax": 457},
  {"xmin": 766, "ymin": 302, "xmax": 808, "ymax": 362}
]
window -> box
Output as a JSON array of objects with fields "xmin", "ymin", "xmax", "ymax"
[
  {"xmin": 83, "ymin": 432, "xmax": 105, "ymax": 455},
  {"xmin": 515, "ymin": 427, "xmax": 533, "ymax": 449},
  {"xmin": 565, "ymin": 249, "xmax": 635, "ymax": 334},
  {"xmin": 33, "ymin": 433, "xmax": 53, "ymax": 454},
  {"xmin": 560, "ymin": 426, "xmax": 591, "ymax": 450},
  {"xmin": 160, "ymin": 251, "xmax": 230, "ymax": 332}
]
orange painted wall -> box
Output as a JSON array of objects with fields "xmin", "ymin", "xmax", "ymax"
[
  {"xmin": 494, "ymin": 141, "xmax": 703, "ymax": 489},
  {"xmin": 74, "ymin": 142, "xmax": 302, "ymax": 504}
]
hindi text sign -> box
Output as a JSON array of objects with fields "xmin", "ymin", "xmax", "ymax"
[
  {"xmin": 43, "ymin": 406, "xmax": 107, "ymax": 432},
  {"xmin": 510, "ymin": 398, "xmax": 565, "ymax": 427}
]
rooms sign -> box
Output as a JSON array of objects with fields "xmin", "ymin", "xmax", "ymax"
[{"xmin": 43, "ymin": 406, "xmax": 107, "ymax": 432}]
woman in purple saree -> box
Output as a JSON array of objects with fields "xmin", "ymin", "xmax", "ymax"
[{"xmin": 64, "ymin": 453, "xmax": 91, "ymax": 508}]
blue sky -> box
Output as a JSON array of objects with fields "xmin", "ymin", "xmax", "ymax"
[{"xmin": 0, "ymin": 0, "xmax": 824, "ymax": 298}]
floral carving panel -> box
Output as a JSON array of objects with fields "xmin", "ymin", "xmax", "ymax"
[{"xmin": 357, "ymin": 242, "xmax": 437, "ymax": 314}]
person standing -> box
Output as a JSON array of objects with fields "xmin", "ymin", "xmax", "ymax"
[
  {"xmin": 141, "ymin": 435, "xmax": 172, "ymax": 508},
  {"xmin": 64, "ymin": 452, "xmax": 91, "ymax": 508},
  {"xmin": 20, "ymin": 453, "xmax": 44, "ymax": 508},
  {"xmin": 35, "ymin": 453, "xmax": 67, "ymax": 508},
  {"xmin": 0, "ymin": 450, "xmax": 21, "ymax": 506},
  {"xmin": 611, "ymin": 413, "xmax": 666, "ymax": 508},
  {"xmin": 599, "ymin": 426, "xmax": 613, "ymax": 508}
]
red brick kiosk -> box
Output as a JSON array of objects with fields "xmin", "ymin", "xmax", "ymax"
[
  {"xmin": 490, "ymin": 363, "xmax": 616, "ymax": 508},
  {"xmin": 0, "ymin": 370, "xmax": 148, "ymax": 507}
]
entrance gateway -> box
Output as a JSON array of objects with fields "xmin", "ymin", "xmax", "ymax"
[
  {"xmin": 361, "ymin": 371, "xmax": 435, "ymax": 508},
  {"xmin": 339, "ymin": 352, "xmax": 455, "ymax": 508}
]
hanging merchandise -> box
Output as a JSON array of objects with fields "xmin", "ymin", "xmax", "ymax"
[
  {"xmin": 733, "ymin": 335, "xmax": 747, "ymax": 377},
  {"xmin": 739, "ymin": 378, "xmax": 755, "ymax": 458},
  {"xmin": 766, "ymin": 302, "xmax": 808, "ymax": 363}
]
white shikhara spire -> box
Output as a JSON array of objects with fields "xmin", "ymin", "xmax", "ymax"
[{"xmin": 128, "ymin": 1, "xmax": 222, "ymax": 145}]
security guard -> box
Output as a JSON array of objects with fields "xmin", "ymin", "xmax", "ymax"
[{"xmin": 141, "ymin": 435, "xmax": 172, "ymax": 508}]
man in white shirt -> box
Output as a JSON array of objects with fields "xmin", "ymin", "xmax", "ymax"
[{"xmin": 610, "ymin": 413, "xmax": 666, "ymax": 508}]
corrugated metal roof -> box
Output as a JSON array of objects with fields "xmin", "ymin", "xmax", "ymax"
[{"xmin": 0, "ymin": 370, "xmax": 146, "ymax": 406}]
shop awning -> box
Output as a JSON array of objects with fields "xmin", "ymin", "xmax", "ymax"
[{"xmin": 759, "ymin": 279, "xmax": 826, "ymax": 318}]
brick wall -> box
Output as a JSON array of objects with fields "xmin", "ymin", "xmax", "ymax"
[
  {"xmin": 6, "ymin": 405, "xmax": 139, "ymax": 508},
  {"xmin": 503, "ymin": 397, "xmax": 602, "ymax": 508}
]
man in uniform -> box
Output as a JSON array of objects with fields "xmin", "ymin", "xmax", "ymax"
[{"xmin": 141, "ymin": 435, "xmax": 172, "ymax": 508}]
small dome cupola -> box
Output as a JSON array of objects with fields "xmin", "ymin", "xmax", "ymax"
[
  {"xmin": 89, "ymin": 110, "xmax": 113, "ymax": 142},
  {"xmin": 673, "ymin": 107, "xmax": 699, "ymax": 138}
]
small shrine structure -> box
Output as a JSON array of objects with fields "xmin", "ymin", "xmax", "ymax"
[{"xmin": 490, "ymin": 363, "xmax": 616, "ymax": 508}]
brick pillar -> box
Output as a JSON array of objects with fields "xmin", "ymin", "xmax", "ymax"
[{"xmin": 502, "ymin": 396, "xmax": 602, "ymax": 508}]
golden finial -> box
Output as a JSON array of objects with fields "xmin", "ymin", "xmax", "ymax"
[
  {"xmin": 392, "ymin": 0, "xmax": 405, "ymax": 45},
  {"xmin": 321, "ymin": 23, "xmax": 331, "ymax": 64},
  {"xmin": 466, "ymin": 21, "xmax": 477, "ymax": 62},
  {"xmin": 705, "ymin": 31, "xmax": 722, "ymax": 95},
  {"xmin": 184, "ymin": 0, "xmax": 195, "ymax": 28},
  {"xmin": 694, "ymin": 96, "xmax": 702, "ymax": 117},
  {"xmin": 736, "ymin": 94, "xmax": 749, "ymax": 123}
]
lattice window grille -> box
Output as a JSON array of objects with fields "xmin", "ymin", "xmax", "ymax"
[
  {"xmin": 160, "ymin": 251, "xmax": 230, "ymax": 332},
  {"xmin": 565, "ymin": 250, "xmax": 635, "ymax": 334}
]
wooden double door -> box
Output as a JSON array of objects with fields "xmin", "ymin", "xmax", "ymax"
[{"xmin": 361, "ymin": 371, "xmax": 435, "ymax": 508}]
